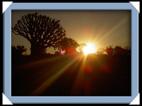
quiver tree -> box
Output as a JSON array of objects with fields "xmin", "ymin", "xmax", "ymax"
[{"xmin": 12, "ymin": 13, "xmax": 66, "ymax": 55}]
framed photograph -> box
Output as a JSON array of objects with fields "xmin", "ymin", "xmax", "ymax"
[{"xmin": 3, "ymin": 2, "xmax": 139, "ymax": 104}]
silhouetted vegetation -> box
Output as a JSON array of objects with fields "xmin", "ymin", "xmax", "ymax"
[
  {"xmin": 58, "ymin": 37, "xmax": 79, "ymax": 55},
  {"xmin": 12, "ymin": 46, "xmax": 27, "ymax": 64},
  {"xmin": 12, "ymin": 13, "xmax": 66, "ymax": 55},
  {"xmin": 12, "ymin": 46, "xmax": 26, "ymax": 56},
  {"xmin": 105, "ymin": 46, "xmax": 130, "ymax": 56}
]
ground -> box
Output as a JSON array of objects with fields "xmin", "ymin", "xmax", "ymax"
[{"xmin": 12, "ymin": 54, "xmax": 131, "ymax": 96}]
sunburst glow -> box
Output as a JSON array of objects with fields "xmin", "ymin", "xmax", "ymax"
[{"xmin": 82, "ymin": 43, "xmax": 97, "ymax": 55}]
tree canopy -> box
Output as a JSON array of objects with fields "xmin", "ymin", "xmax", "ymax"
[
  {"xmin": 12, "ymin": 13, "xmax": 66, "ymax": 55},
  {"xmin": 58, "ymin": 37, "xmax": 79, "ymax": 54}
]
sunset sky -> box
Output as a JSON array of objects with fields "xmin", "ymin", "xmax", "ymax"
[{"xmin": 12, "ymin": 10, "xmax": 131, "ymax": 54}]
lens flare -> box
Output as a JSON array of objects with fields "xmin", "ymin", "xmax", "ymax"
[{"xmin": 82, "ymin": 43, "xmax": 97, "ymax": 55}]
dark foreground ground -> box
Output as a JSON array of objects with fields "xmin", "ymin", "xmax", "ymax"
[{"xmin": 12, "ymin": 54, "xmax": 131, "ymax": 96}]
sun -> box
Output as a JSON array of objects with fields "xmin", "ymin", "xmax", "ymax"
[{"xmin": 82, "ymin": 42, "xmax": 97, "ymax": 55}]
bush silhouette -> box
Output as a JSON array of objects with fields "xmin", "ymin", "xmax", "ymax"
[
  {"xmin": 12, "ymin": 46, "xmax": 26, "ymax": 56},
  {"xmin": 12, "ymin": 46, "xmax": 27, "ymax": 64},
  {"xmin": 12, "ymin": 13, "xmax": 66, "ymax": 55},
  {"xmin": 105, "ymin": 46, "xmax": 113, "ymax": 55},
  {"xmin": 114, "ymin": 46, "xmax": 130, "ymax": 56},
  {"xmin": 105, "ymin": 46, "xmax": 130, "ymax": 56}
]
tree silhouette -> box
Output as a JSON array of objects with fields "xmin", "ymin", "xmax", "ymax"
[
  {"xmin": 114, "ymin": 46, "xmax": 130, "ymax": 56},
  {"xmin": 105, "ymin": 46, "xmax": 113, "ymax": 55},
  {"xmin": 58, "ymin": 37, "xmax": 79, "ymax": 54},
  {"xmin": 12, "ymin": 13, "xmax": 66, "ymax": 55}
]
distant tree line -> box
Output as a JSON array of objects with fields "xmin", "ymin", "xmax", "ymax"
[{"xmin": 105, "ymin": 46, "xmax": 130, "ymax": 56}]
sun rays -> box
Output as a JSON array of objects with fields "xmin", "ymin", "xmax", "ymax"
[
  {"xmin": 31, "ymin": 55, "xmax": 81, "ymax": 95},
  {"xmin": 82, "ymin": 42, "xmax": 97, "ymax": 55}
]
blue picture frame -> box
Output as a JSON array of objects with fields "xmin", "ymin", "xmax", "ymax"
[{"xmin": 3, "ymin": 2, "xmax": 139, "ymax": 104}]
